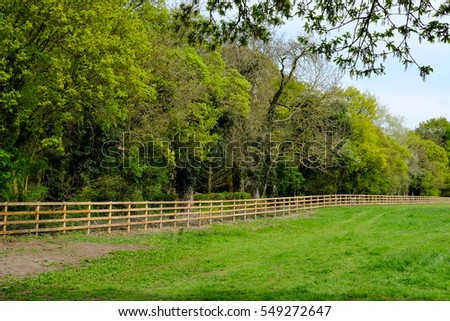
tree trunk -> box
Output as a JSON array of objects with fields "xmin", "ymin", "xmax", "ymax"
[
  {"xmin": 251, "ymin": 185, "xmax": 260, "ymax": 199},
  {"xmin": 227, "ymin": 168, "xmax": 233, "ymax": 192},
  {"xmin": 24, "ymin": 175, "xmax": 29, "ymax": 194},
  {"xmin": 180, "ymin": 184, "xmax": 194, "ymax": 202},
  {"xmin": 175, "ymin": 168, "xmax": 195, "ymax": 221},
  {"xmin": 12, "ymin": 173, "xmax": 18, "ymax": 199},
  {"xmin": 208, "ymin": 165, "xmax": 213, "ymax": 193}
]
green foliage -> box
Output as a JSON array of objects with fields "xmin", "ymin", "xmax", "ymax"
[
  {"xmin": 0, "ymin": 0, "xmax": 154, "ymax": 201},
  {"xmin": 20, "ymin": 185, "xmax": 48, "ymax": 202},
  {"xmin": 194, "ymin": 192, "xmax": 251, "ymax": 201},
  {"xmin": 382, "ymin": 136, "xmax": 411, "ymax": 195},
  {"xmin": 0, "ymin": 149, "xmax": 13, "ymax": 199},
  {"xmin": 416, "ymin": 117, "xmax": 450, "ymax": 149},
  {"xmin": 407, "ymin": 132, "xmax": 449, "ymax": 196},
  {"xmin": 276, "ymin": 167, "xmax": 305, "ymax": 196},
  {"xmin": 147, "ymin": 38, "xmax": 251, "ymax": 199},
  {"xmin": 298, "ymin": 87, "xmax": 412, "ymax": 195}
]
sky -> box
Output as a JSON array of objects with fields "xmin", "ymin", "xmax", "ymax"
[
  {"xmin": 278, "ymin": 18, "xmax": 450, "ymax": 129},
  {"xmin": 342, "ymin": 42, "xmax": 450, "ymax": 129}
]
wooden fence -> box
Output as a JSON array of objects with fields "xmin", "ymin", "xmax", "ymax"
[{"xmin": 1, "ymin": 194, "xmax": 449, "ymax": 236}]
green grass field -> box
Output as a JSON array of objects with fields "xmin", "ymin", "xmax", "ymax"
[{"xmin": 1, "ymin": 205, "xmax": 449, "ymax": 300}]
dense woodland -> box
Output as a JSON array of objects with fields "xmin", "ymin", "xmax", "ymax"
[{"xmin": 1, "ymin": 0, "xmax": 449, "ymax": 202}]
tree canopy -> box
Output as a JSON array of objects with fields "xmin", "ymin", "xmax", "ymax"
[{"xmin": 1, "ymin": 0, "xmax": 449, "ymax": 201}]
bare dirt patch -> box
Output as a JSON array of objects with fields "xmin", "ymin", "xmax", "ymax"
[{"xmin": 0, "ymin": 238, "xmax": 146, "ymax": 278}]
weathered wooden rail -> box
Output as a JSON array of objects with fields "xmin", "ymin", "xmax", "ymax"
[{"xmin": 1, "ymin": 194, "xmax": 449, "ymax": 236}]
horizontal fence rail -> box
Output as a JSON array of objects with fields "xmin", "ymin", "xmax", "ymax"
[{"xmin": 1, "ymin": 195, "xmax": 449, "ymax": 236}]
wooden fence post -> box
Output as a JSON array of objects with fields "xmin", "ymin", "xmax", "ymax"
[
  {"xmin": 127, "ymin": 202, "xmax": 132, "ymax": 232},
  {"xmin": 187, "ymin": 201, "xmax": 191, "ymax": 228},
  {"xmin": 174, "ymin": 202, "xmax": 178, "ymax": 228},
  {"xmin": 87, "ymin": 202, "xmax": 91, "ymax": 235},
  {"xmin": 209, "ymin": 202, "xmax": 213, "ymax": 225},
  {"xmin": 233, "ymin": 200, "xmax": 236, "ymax": 222},
  {"xmin": 159, "ymin": 203, "xmax": 163, "ymax": 229},
  {"xmin": 220, "ymin": 200, "xmax": 224, "ymax": 222},
  {"xmin": 264, "ymin": 198, "xmax": 268, "ymax": 218},
  {"xmin": 62, "ymin": 202, "xmax": 67, "ymax": 234},
  {"xmin": 3, "ymin": 203, "xmax": 8, "ymax": 235},
  {"xmin": 144, "ymin": 202, "xmax": 148, "ymax": 231},
  {"xmin": 199, "ymin": 202, "xmax": 202, "ymax": 227},
  {"xmin": 244, "ymin": 200, "xmax": 247, "ymax": 221},
  {"xmin": 35, "ymin": 204, "xmax": 40, "ymax": 236},
  {"xmin": 108, "ymin": 202, "xmax": 113, "ymax": 233}
]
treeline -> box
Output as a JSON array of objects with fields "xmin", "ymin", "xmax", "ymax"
[{"xmin": 1, "ymin": 0, "xmax": 449, "ymax": 202}]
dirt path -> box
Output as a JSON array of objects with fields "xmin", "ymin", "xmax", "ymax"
[{"xmin": 0, "ymin": 238, "xmax": 146, "ymax": 278}]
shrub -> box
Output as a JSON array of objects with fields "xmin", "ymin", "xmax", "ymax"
[{"xmin": 194, "ymin": 192, "xmax": 251, "ymax": 201}]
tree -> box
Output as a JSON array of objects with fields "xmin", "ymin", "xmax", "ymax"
[
  {"xmin": 313, "ymin": 87, "xmax": 411, "ymax": 195},
  {"xmin": 175, "ymin": 0, "xmax": 450, "ymax": 78},
  {"xmin": 0, "ymin": 0, "xmax": 154, "ymax": 200},
  {"xmin": 222, "ymin": 37, "xmax": 348, "ymax": 197},
  {"xmin": 415, "ymin": 117, "xmax": 450, "ymax": 149},
  {"xmin": 407, "ymin": 132, "xmax": 449, "ymax": 196},
  {"xmin": 221, "ymin": 43, "xmax": 279, "ymax": 196},
  {"xmin": 413, "ymin": 117, "xmax": 450, "ymax": 196},
  {"xmin": 146, "ymin": 34, "xmax": 251, "ymax": 200}
]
